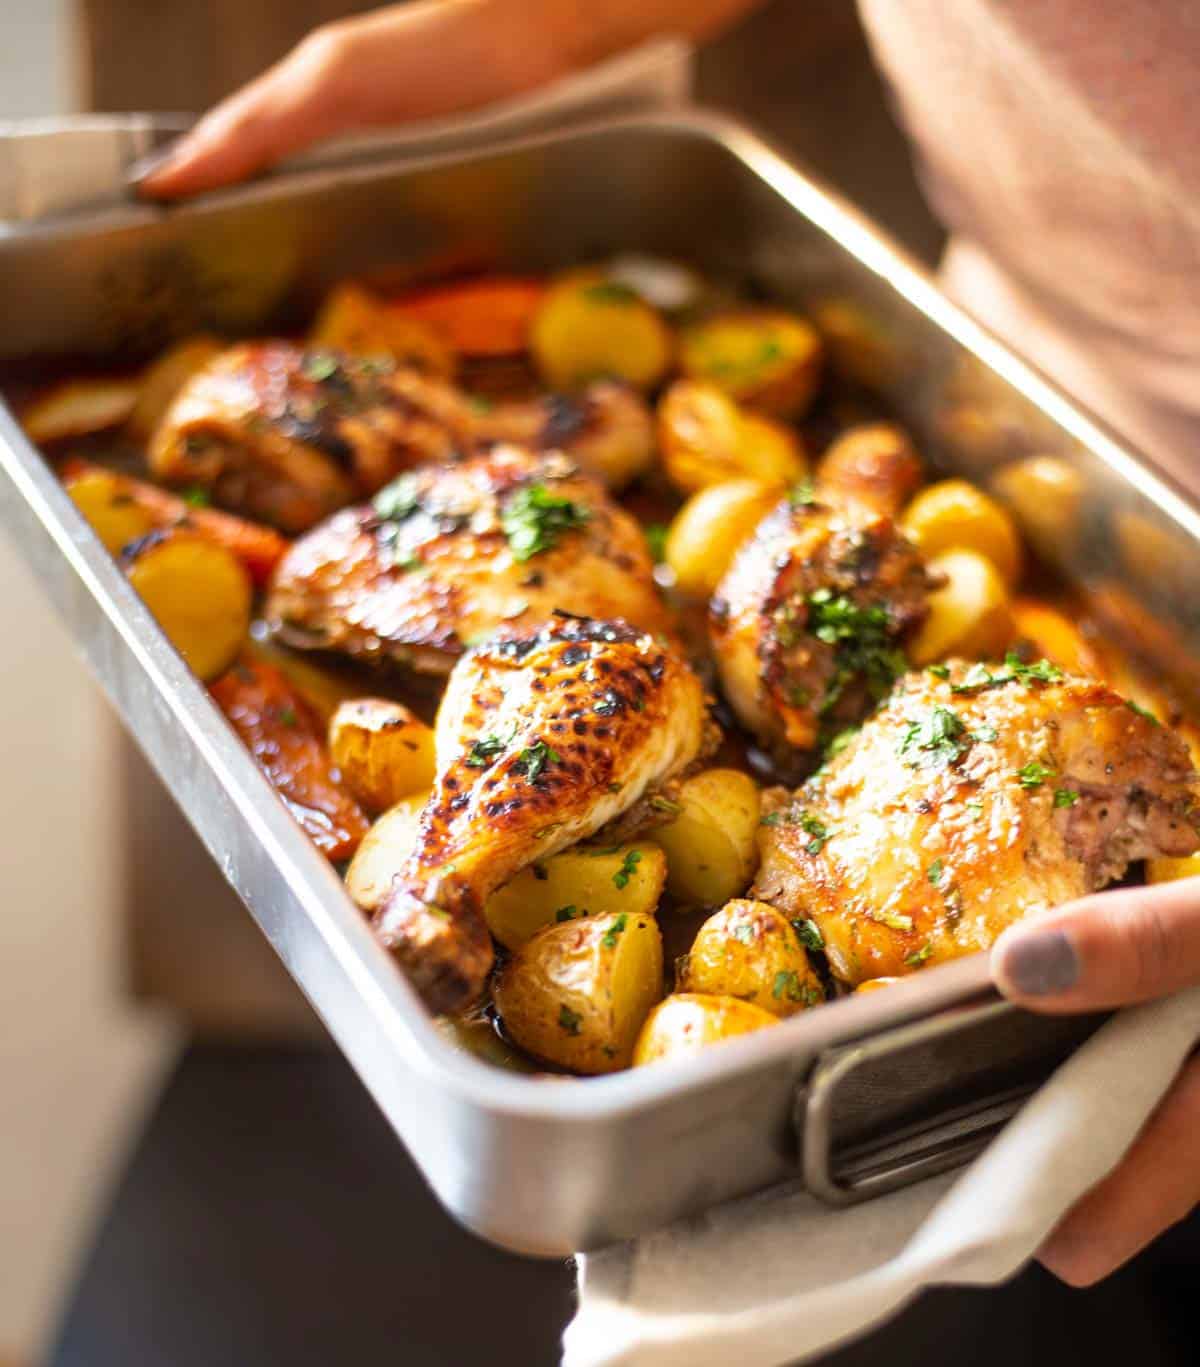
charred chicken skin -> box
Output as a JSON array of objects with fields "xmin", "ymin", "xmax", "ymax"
[
  {"xmin": 373, "ymin": 615, "xmax": 710, "ymax": 1012},
  {"xmin": 150, "ymin": 343, "xmax": 478, "ymax": 533},
  {"xmin": 754, "ymin": 661, "xmax": 1200, "ymax": 985},
  {"xmin": 265, "ymin": 445, "xmax": 670, "ymax": 675}
]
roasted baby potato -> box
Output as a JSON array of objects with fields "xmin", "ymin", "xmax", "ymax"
[
  {"xmin": 211, "ymin": 658, "xmax": 371, "ymax": 862},
  {"xmin": 816, "ymin": 422, "xmax": 923, "ymax": 515},
  {"xmin": 493, "ymin": 911, "xmax": 664, "ymax": 1074},
  {"xmin": 127, "ymin": 335, "xmax": 223, "ymax": 440},
  {"xmin": 1146, "ymin": 853, "xmax": 1200, "ymax": 885},
  {"xmin": 664, "ymin": 480, "xmax": 783, "ymax": 598},
  {"xmin": 310, "ymin": 282, "xmax": 456, "ymax": 376},
  {"xmin": 653, "ymin": 768, "xmax": 762, "ymax": 907},
  {"xmin": 900, "ymin": 478, "xmax": 1023, "ymax": 587},
  {"xmin": 632, "ymin": 992, "xmax": 778, "ymax": 1066},
  {"xmin": 679, "ymin": 900, "xmax": 824, "ymax": 1017},
  {"xmin": 991, "ymin": 455, "xmax": 1084, "ymax": 559},
  {"xmin": 530, "ymin": 271, "xmax": 673, "ymax": 391},
  {"xmin": 328, "ymin": 699, "xmax": 436, "ymax": 814},
  {"xmin": 22, "ymin": 377, "xmax": 140, "ymax": 444},
  {"xmin": 908, "ymin": 548, "xmax": 1012, "ymax": 666},
  {"xmin": 484, "ymin": 842, "xmax": 667, "ymax": 951},
  {"xmin": 678, "ymin": 309, "xmax": 822, "ymax": 418},
  {"xmin": 395, "ymin": 276, "xmax": 545, "ymax": 355},
  {"xmin": 123, "ymin": 528, "xmax": 252, "ymax": 681},
  {"xmin": 657, "ymin": 381, "xmax": 807, "ymax": 493},
  {"xmin": 62, "ymin": 459, "xmax": 288, "ymax": 587},
  {"xmin": 65, "ymin": 464, "xmax": 157, "ymax": 553},
  {"xmin": 345, "ymin": 791, "xmax": 428, "ymax": 914}
]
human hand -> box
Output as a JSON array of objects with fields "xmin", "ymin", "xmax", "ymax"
[
  {"xmin": 132, "ymin": 0, "xmax": 755, "ymax": 199},
  {"xmin": 991, "ymin": 875, "xmax": 1200, "ymax": 1285}
]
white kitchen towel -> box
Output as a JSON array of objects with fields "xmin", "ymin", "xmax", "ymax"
[
  {"xmin": 565, "ymin": 985, "xmax": 1200, "ymax": 1367},
  {"xmin": 0, "ymin": 36, "xmax": 691, "ymax": 225}
]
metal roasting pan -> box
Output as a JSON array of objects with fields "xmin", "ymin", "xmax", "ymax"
[{"xmin": 2, "ymin": 111, "xmax": 1198, "ymax": 1255}]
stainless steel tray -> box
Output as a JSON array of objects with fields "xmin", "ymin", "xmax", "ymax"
[{"xmin": 1, "ymin": 111, "xmax": 1197, "ymax": 1256}]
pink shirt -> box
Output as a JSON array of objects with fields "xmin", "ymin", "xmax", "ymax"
[{"xmin": 859, "ymin": 0, "xmax": 1200, "ymax": 493}]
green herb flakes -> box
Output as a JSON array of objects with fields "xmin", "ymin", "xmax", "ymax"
[
  {"xmin": 790, "ymin": 478, "xmax": 817, "ymax": 508},
  {"xmin": 613, "ymin": 849, "xmax": 642, "ymax": 890},
  {"xmin": 793, "ymin": 918, "xmax": 824, "ymax": 953},
  {"xmin": 502, "ymin": 483, "xmax": 590, "ymax": 560},
  {"xmin": 373, "ymin": 474, "xmax": 421, "ymax": 523},
  {"xmin": 927, "ymin": 858, "xmax": 944, "ymax": 887},
  {"xmin": 898, "ymin": 706, "xmax": 971, "ymax": 769},
  {"xmin": 515, "ymin": 739, "xmax": 560, "ymax": 784},
  {"xmin": 301, "ymin": 351, "xmax": 340, "ymax": 382},
  {"xmin": 181, "ymin": 486, "xmax": 211, "ymax": 508},
  {"xmin": 732, "ymin": 923, "xmax": 757, "ymax": 945},
  {"xmin": 558, "ymin": 1004, "xmax": 583, "ymax": 1036},
  {"xmin": 1126, "ymin": 699, "xmax": 1161, "ymax": 725},
  {"xmin": 555, "ymin": 905, "xmax": 581, "ymax": 922},
  {"xmin": 772, "ymin": 970, "xmax": 815, "ymax": 1005},
  {"xmin": 601, "ymin": 913, "xmax": 629, "ymax": 949},
  {"xmin": 582, "ymin": 281, "xmax": 640, "ymax": 305},
  {"xmin": 1053, "ymin": 788, "xmax": 1080, "ymax": 808},
  {"xmin": 1016, "ymin": 761, "xmax": 1055, "ymax": 790},
  {"xmin": 927, "ymin": 663, "xmax": 951, "ymax": 680},
  {"xmin": 797, "ymin": 812, "xmax": 829, "ymax": 855},
  {"xmin": 950, "ymin": 653, "xmax": 1063, "ymax": 695},
  {"xmin": 643, "ymin": 523, "xmax": 669, "ymax": 563},
  {"xmin": 905, "ymin": 942, "xmax": 934, "ymax": 968}
]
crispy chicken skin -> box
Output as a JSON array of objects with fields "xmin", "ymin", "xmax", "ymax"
[
  {"xmin": 265, "ymin": 445, "xmax": 671, "ymax": 675},
  {"xmin": 710, "ymin": 492, "xmax": 930, "ymax": 753},
  {"xmin": 754, "ymin": 662, "xmax": 1200, "ymax": 985},
  {"xmin": 210, "ymin": 657, "xmax": 369, "ymax": 862},
  {"xmin": 374, "ymin": 615, "xmax": 710, "ymax": 1012},
  {"xmin": 150, "ymin": 342, "xmax": 477, "ymax": 533}
]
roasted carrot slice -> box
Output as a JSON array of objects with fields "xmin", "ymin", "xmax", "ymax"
[
  {"xmin": 392, "ymin": 277, "xmax": 545, "ymax": 356},
  {"xmin": 210, "ymin": 657, "xmax": 370, "ymax": 862},
  {"xmin": 61, "ymin": 458, "xmax": 288, "ymax": 587}
]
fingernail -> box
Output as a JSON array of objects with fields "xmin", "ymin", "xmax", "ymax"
[
  {"xmin": 996, "ymin": 928, "xmax": 1080, "ymax": 997},
  {"xmin": 127, "ymin": 145, "xmax": 180, "ymax": 186}
]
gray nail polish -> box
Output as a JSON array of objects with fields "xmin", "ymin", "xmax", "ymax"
[{"xmin": 1000, "ymin": 929, "xmax": 1080, "ymax": 996}]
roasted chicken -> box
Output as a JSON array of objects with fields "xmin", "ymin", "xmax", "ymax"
[
  {"xmin": 373, "ymin": 614, "xmax": 710, "ymax": 1011},
  {"xmin": 150, "ymin": 343, "xmax": 478, "ymax": 533},
  {"xmin": 754, "ymin": 661, "xmax": 1200, "ymax": 984},
  {"xmin": 711, "ymin": 427, "xmax": 931, "ymax": 754},
  {"xmin": 266, "ymin": 445, "xmax": 670, "ymax": 675}
]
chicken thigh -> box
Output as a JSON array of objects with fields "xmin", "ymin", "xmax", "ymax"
[
  {"xmin": 374, "ymin": 614, "xmax": 710, "ymax": 1011},
  {"xmin": 754, "ymin": 660, "xmax": 1200, "ymax": 984},
  {"xmin": 266, "ymin": 445, "xmax": 670, "ymax": 675}
]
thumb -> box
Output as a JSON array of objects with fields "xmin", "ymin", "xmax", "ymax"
[{"xmin": 990, "ymin": 876, "xmax": 1200, "ymax": 1013}]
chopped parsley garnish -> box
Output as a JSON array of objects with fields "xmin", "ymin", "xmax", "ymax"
[
  {"xmin": 966, "ymin": 799, "xmax": 985, "ymax": 819},
  {"xmin": 1053, "ymin": 788, "xmax": 1080, "ymax": 808},
  {"xmin": 1016, "ymin": 761, "xmax": 1055, "ymax": 790},
  {"xmin": 793, "ymin": 918, "xmax": 824, "ymax": 953},
  {"xmin": 582, "ymin": 281, "xmax": 640, "ymax": 305},
  {"xmin": 301, "ymin": 351, "xmax": 340, "ymax": 382},
  {"xmin": 773, "ymin": 970, "xmax": 818, "ymax": 1005},
  {"xmin": 790, "ymin": 478, "xmax": 817, "ymax": 508},
  {"xmin": 464, "ymin": 727, "xmax": 513, "ymax": 767},
  {"xmin": 1126, "ymin": 699, "xmax": 1160, "ymax": 725},
  {"xmin": 373, "ymin": 473, "xmax": 421, "ymax": 522},
  {"xmin": 558, "ymin": 1004, "xmax": 583, "ymax": 1035},
  {"xmin": 555, "ymin": 905, "xmax": 581, "ymax": 922},
  {"xmin": 803, "ymin": 589, "xmax": 906, "ymax": 714},
  {"xmin": 502, "ymin": 483, "xmax": 590, "ymax": 561},
  {"xmin": 950, "ymin": 653, "xmax": 1063, "ymax": 695},
  {"xmin": 898, "ymin": 706, "xmax": 971, "ymax": 769},
  {"xmin": 797, "ymin": 812, "xmax": 829, "ymax": 855},
  {"xmin": 972, "ymin": 724, "xmax": 999, "ymax": 744},
  {"xmin": 515, "ymin": 739, "xmax": 560, "ymax": 784},
  {"xmin": 905, "ymin": 942, "xmax": 934, "ymax": 968},
  {"xmin": 927, "ymin": 663, "xmax": 951, "ymax": 680},
  {"xmin": 181, "ymin": 485, "xmax": 210, "ymax": 508},
  {"xmin": 643, "ymin": 523, "xmax": 669, "ymax": 563},
  {"xmin": 613, "ymin": 849, "xmax": 642, "ymax": 890},
  {"xmin": 277, "ymin": 706, "xmax": 298, "ymax": 728},
  {"xmin": 601, "ymin": 913, "xmax": 629, "ymax": 949},
  {"xmin": 648, "ymin": 795, "xmax": 682, "ymax": 817},
  {"xmin": 927, "ymin": 858, "xmax": 944, "ymax": 887},
  {"xmin": 732, "ymin": 923, "xmax": 757, "ymax": 945},
  {"xmin": 872, "ymin": 908, "xmax": 915, "ymax": 932},
  {"xmin": 593, "ymin": 692, "xmax": 621, "ymax": 716}
]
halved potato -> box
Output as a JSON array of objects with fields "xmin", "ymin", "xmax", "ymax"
[
  {"xmin": 344, "ymin": 791, "xmax": 428, "ymax": 914},
  {"xmin": 657, "ymin": 380, "xmax": 806, "ymax": 493},
  {"xmin": 653, "ymin": 768, "xmax": 762, "ymax": 907},
  {"xmin": 128, "ymin": 335, "xmax": 223, "ymax": 440},
  {"xmin": 494, "ymin": 911, "xmax": 664, "ymax": 1074},
  {"xmin": 664, "ymin": 479, "xmax": 782, "ymax": 598},
  {"xmin": 908, "ymin": 548, "xmax": 1012, "ymax": 666},
  {"xmin": 65, "ymin": 465, "xmax": 157, "ymax": 553},
  {"xmin": 310, "ymin": 282, "xmax": 456, "ymax": 376},
  {"xmin": 1146, "ymin": 853, "xmax": 1200, "ymax": 885},
  {"xmin": 22, "ymin": 377, "xmax": 141, "ymax": 444},
  {"xmin": 678, "ymin": 309, "xmax": 822, "ymax": 417},
  {"xmin": 900, "ymin": 478, "xmax": 1023, "ymax": 587},
  {"xmin": 530, "ymin": 270, "xmax": 673, "ymax": 391},
  {"xmin": 484, "ymin": 842, "xmax": 667, "ymax": 951},
  {"xmin": 633, "ymin": 992, "xmax": 778, "ymax": 1066},
  {"xmin": 679, "ymin": 899, "xmax": 824, "ymax": 1017},
  {"xmin": 123, "ymin": 528, "xmax": 252, "ymax": 681},
  {"xmin": 328, "ymin": 699, "xmax": 436, "ymax": 814}
]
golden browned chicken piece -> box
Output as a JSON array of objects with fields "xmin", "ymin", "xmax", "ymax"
[
  {"xmin": 711, "ymin": 425, "xmax": 931, "ymax": 755},
  {"xmin": 754, "ymin": 660, "xmax": 1200, "ymax": 985},
  {"xmin": 374, "ymin": 615, "xmax": 710, "ymax": 1011},
  {"xmin": 150, "ymin": 342, "xmax": 477, "ymax": 533},
  {"xmin": 266, "ymin": 445, "xmax": 671, "ymax": 675}
]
